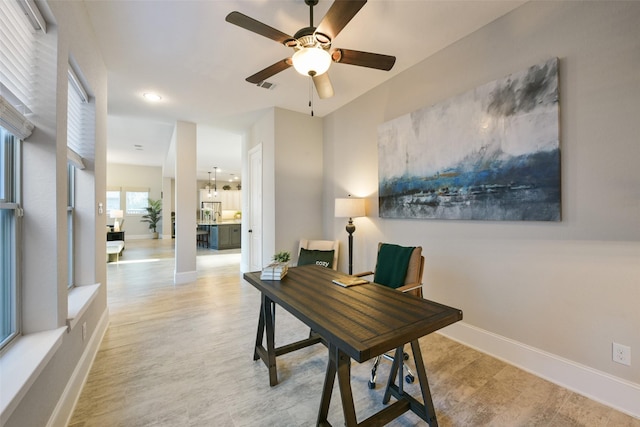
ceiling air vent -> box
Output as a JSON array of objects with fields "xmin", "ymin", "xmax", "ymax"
[{"xmin": 256, "ymin": 81, "xmax": 274, "ymax": 90}]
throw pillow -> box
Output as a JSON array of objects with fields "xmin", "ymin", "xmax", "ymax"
[{"xmin": 297, "ymin": 248, "xmax": 334, "ymax": 269}]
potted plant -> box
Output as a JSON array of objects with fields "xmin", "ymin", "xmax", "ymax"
[
  {"xmin": 141, "ymin": 198, "xmax": 162, "ymax": 239},
  {"xmin": 273, "ymin": 251, "xmax": 291, "ymax": 265}
]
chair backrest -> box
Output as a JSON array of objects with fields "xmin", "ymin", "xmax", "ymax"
[
  {"xmin": 375, "ymin": 242, "xmax": 424, "ymax": 297},
  {"xmin": 298, "ymin": 239, "xmax": 340, "ymax": 270}
]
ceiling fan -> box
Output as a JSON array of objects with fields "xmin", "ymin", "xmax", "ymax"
[{"xmin": 225, "ymin": 0, "xmax": 396, "ymax": 99}]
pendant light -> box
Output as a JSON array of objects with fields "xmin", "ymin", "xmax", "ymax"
[
  {"xmin": 213, "ymin": 167, "xmax": 218, "ymax": 197},
  {"xmin": 207, "ymin": 172, "xmax": 212, "ymax": 197}
]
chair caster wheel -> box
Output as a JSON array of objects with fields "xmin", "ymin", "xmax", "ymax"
[
  {"xmin": 403, "ymin": 352, "xmax": 409, "ymax": 361},
  {"xmin": 368, "ymin": 381, "xmax": 376, "ymax": 389},
  {"xmin": 405, "ymin": 374, "xmax": 415, "ymax": 384}
]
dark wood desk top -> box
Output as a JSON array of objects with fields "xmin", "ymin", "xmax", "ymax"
[{"xmin": 244, "ymin": 265, "xmax": 463, "ymax": 362}]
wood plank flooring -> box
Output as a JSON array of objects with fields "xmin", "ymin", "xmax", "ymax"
[{"xmin": 69, "ymin": 239, "xmax": 639, "ymax": 426}]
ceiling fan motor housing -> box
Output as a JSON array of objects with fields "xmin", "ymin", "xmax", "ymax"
[{"xmin": 289, "ymin": 27, "xmax": 331, "ymax": 48}]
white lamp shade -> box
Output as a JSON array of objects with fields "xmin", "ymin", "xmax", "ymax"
[
  {"xmin": 335, "ymin": 198, "xmax": 365, "ymax": 218},
  {"xmin": 110, "ymin": 209, "xmax": 124, "ymax": 219},
  {"xmin": 292, "ymin": 47, "xmax": 331, "ymax": 76}
]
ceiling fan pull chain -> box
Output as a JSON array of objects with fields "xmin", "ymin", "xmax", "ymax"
[{"xmin": 309, "ymin": 76, "xmax": 314, "ymax": 116}]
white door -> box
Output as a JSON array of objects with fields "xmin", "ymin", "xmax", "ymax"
[{"xmin": 248, "ymin": 145, "xmax": 263, "ymax": 271}]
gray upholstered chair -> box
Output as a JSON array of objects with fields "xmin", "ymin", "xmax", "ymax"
[{"xmin": 355, "ymin": 242, "xmax": 425, "ymax": 388}]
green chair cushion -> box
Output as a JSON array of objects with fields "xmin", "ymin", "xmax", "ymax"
[
  {"xmin": 374, "ymin": 243, "xmax": 415, "ymax": 289},
  {"xmin": 298, "ymin": 248, "xmax": 335, "ymax": 269}
]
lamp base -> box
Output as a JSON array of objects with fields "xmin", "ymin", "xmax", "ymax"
[{"xmin": 346, "ymin": 218, "xmax": 355, "ymax": 275}]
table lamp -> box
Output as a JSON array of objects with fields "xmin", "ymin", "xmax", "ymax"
[
  {"xmin": 335, "ymin": 197, "xmax": 365, "ymax": 274},
  {"xmin": 111, "ymin": 209, "xmax": 124, "ymax": 232}
]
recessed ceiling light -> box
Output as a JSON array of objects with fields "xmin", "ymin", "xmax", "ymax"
[{"xmin": 143, "ymin": 92, "xmax": 162, "ymax": 102}]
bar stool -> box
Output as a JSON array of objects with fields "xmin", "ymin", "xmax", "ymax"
[{"xmin": 196, "ymin": 227, "xmax": 209, "ymax": 247}]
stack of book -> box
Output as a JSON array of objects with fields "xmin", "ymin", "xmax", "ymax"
[{"xmin": 260, "ymin": 262, "xmax": 288, "ymax": 280}]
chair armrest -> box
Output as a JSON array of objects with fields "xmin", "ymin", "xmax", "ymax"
[
  {"xmin": 396, "ymin": 282, "xmax": 423, "ymax": 294},
  {"xmin": 354, "ymin": 271, "xmax": 374, "ymax": 278}
]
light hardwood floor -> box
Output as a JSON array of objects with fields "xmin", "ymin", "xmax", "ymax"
[{"xmin": 69, "ymin": 239, "xmax": 638, "ymax": 426}]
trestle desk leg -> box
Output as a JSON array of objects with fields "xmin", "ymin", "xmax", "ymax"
[
  {"xmin": 317, "ymin": 345, "xmax": 358, "ymax": 427},
  {"xmin": 253, "ymin": 300, "xmax": 266, "ymax": 361},
  {"xmin": 253, "ymin": 295, "xmax": 278, "ymax": 386},
  {"xmin": 336, "ymin": 347, "xmax": 358, "ymax": 426},
  {"xmin": 383, "ymin": 340, "xmax": 439, "ymax": 426},
  {"xmin": 411, "ymin": 339, "xmax": 438, "ymax": 426},
  {"xmin": 317, "ymin": 344, "xmax": 338, "ymax": 426}
]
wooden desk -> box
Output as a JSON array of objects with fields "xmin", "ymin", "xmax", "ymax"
[{"xmin": 244, "ymin": 265, "xmax": 463, "ymax": 427}]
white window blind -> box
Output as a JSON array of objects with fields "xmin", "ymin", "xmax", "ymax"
[
  {"xmin": 67, "ymin": 64, "xmax": 94, "ymax": 162},
  {"xmin": 0, "ymin": 0, "xmax": 44, "ymax": 140},
  {"xmin": 0, "ymin": 95, "xmax": 33, "ymax": 140},
  {"xmin": 67, "ymin": 72, "xmax": 87, "ymax": 169},
  {"xmin": 0, "ymin": 0, "xmax": 41, "ymax": 112}
]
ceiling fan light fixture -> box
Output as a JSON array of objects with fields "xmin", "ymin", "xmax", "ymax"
[{"xmin": 292, "ymin": 47, "xmax": 331, "ymax": 77}]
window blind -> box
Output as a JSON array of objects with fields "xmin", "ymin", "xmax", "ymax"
[
  {"xmin": 0, "ymin": 95, "xmax": 33, "ymax": 140},
  {"xmin": 67, "ymin": 78, "xmax": 85, "ymax": 161},
  {"xmin": 67, "ymin": 64, "xmax": 94, "ymax": 163},
  {"xmin": 0, "ymin": 0, "xmax": 44, "ymax": 140},
  {"xmin": 0, "ymin": 0, "xmax": 40, "ymax": 112}
]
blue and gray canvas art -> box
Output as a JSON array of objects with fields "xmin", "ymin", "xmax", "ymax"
[{"xmin": 378, "ymin": 58, "xmax": 560, "ymax": 221}]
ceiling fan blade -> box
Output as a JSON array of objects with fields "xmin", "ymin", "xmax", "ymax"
[
  {"xmin": 226, "ymin": 11, "xmax": 293, "ymax": 44},
  {"xmin": 316, "ymin": 0, "xmax": 367, "ymax": 41},
  {"xmin": 246, "ymin": 59, "xmax": 292, "ymax": 84},
  {"xmin": 312, "ymin": 73, "xmax": 334, "ymax": 99},
  {"xmin": 332, "ymin": 48, "xmax": 396, "ymax": 71}
]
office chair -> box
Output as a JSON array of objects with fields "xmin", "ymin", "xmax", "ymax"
[
  {"xmin": 355, "ymin": 243, "xmax": 425, "ymax": 389},
  {"xmin": 297, "ymin": 239, "xmax": 340, "ymax": 270}
]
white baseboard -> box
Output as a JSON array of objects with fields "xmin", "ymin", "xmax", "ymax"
[
  {"xmin": 174, "ymin": 270, "xmax": 197, "ymax": 284},
  {"xmin": 438, "ymin": 322, "xmax": 640, "ymax": 419},
  {"xmin": 47, "ymin": 308, "xmax": 110, "ymax": 427}
]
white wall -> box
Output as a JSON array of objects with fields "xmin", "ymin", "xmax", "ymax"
[
  {"xmin": 248, "ymin": 109, "xmax": 275, "ymax": 267},
  {"xmin": 324, "ymin": 1, "xmax": 639, "ymax": 416},
  {"xmin": 274, "ymin": 108, "xmax": 324, "ymax": 260},
  {"xmin": 247, "ymin": 107, "xmax": 324, "ymax": 266},
  {"xmin": 173, "ymin": 121, "xmax": 197, "ymax": 284},
  {"xmin": 161, "ymin": 176, "xmax": 173, "ymax": 239},
  {"xmin": 106, "ymin": 163, "xmax": 163, "ymax": 238},
  {"xmin": 4, "ymin": 0, "xmax": 109, "ymax": 426}
]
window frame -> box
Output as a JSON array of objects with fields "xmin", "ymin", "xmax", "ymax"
[
  {"xmin": 106, "ymin": 188, "xmax": 121, "ymax": 217},
  {"xmin": 66, "ymin": 62, "xmax": 90, "ymax": 289},
  {"xmin": 0, "ymin": 128, "xmax": 22, "ymax": 351},
  {"xmin": 1, "ymin": 0, "xmax": 42, "ymax": 353},
  {"xmin": 66, "ymin": 163, "xmax": 75, "ymax": 289}
]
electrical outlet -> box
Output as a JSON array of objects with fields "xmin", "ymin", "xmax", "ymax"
[
  {"xmin": 82, "ymin": 322, "xmax": 87, "ymax": 342},
  {"xmin": 612, "ymin": 342, "xmax": 631, "ymax": 366}
]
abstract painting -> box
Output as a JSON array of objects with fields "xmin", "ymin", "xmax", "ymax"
[{"xmin": 378, "ymin": 58, "xmax": 560, "ymax": 221}]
